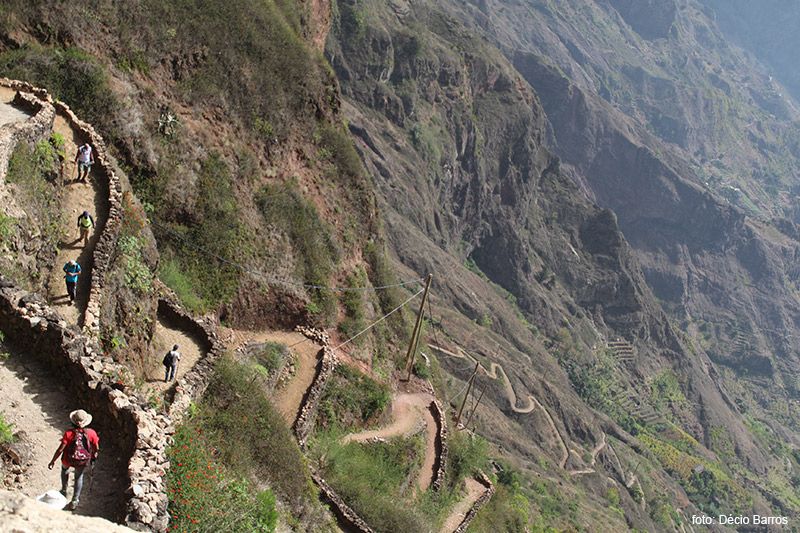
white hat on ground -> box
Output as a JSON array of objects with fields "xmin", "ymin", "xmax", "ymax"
[{"xmin": 36, "ymin": 490, "xmax": 67, "ymax": 510}]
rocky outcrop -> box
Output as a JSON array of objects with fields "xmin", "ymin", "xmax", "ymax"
[
  {"xmin": 0, "ymin": 278, "xmax": 171, "ymax": 531},
  {"xmin": 0, "ymin": 489, "xmax": 135, "ymax": 533}
]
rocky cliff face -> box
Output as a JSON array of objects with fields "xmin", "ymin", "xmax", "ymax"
[{"xmin": 330, "ymin": 0, "xmax": 800, "ymax": 526}]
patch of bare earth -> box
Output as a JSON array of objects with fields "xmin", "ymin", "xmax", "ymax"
[{"xmin": 440, "ymin": 477, "xmax": 484, "ymax": 533}]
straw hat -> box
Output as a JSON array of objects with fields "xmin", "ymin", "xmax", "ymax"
[
  {"xmin": 37, "ymin": 489, "xmax": 67, "ymax": 510},
  {"xmin": 69, "ymin": 409, "xmax": 92, "ymax": 428}
]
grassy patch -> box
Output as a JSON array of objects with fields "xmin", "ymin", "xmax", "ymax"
[
  {"xmin": 317, "ymin": 364, "xmax": 391, "ymax": 431},
  {"xmin": 338, "ymin": 268, "xmax": 367, "ymax": 342},
  {"xmin": 157, "ymin": 154, "xmax": 244, "ymax": 312},
  {"xmin": 257, "ymin": 181, "xmax": 339, "ymax": 323},
  {"xmin": 158, "ymin": 256, "xmax": 206, "ymax": 314},
  {"xmin": 0, "ymin": 46, "xmax": 117, "ymax": 138},
  {"xmin": 2, "ymin": 139, "xmax": 60, "ymax": 287},
  {"xmin": 313, "ymin": 432, "xmax": 428, "ymax": 532},
  {"xmin": 199, "ymin": 357, "xmax": 316, "ymax": 509},
  {"xmin": 166, "ymin": 423, "xmax": 277, "ymax": 532},
  {"xmin": 446, "ymin": 430, "xmax": 489, "ymax": 487}
]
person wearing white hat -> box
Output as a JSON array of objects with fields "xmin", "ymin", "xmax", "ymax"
[{"xmin": 47, "ymin": 409, "xmax": 100, "ymax": 511}]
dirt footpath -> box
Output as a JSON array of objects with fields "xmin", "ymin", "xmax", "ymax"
[
  {"xmin": 0, "ymin": 345, "xmax": 126, "ymax": 521},
  {"xmin": 46, "ymin": 113, "xmax": 109, "ymax": 327}
]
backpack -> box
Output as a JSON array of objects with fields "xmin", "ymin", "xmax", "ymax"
[
  {"xmin": 162, "ymin": 351, "xmax": 175, "ymax": 367},
  {"xmin": 66, "ymin": 429, "xmax": 92, "ymax": 467}
]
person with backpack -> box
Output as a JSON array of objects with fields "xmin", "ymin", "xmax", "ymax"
[
  {"xmin": 63, "ymin": 259, "xmax": 81, "ymax": 304},
  {"xmin": 74, "ymin": 143, "xmax": 94, "ymax": 182},
  {"xmin": 47, "ymin": 409, "xmax": 100, "ymax": 511},
  {"xmin": 76, "ymin": 210, "xmax": 95, "ymax": 247},
  {"xmin": 163, "ymin": 344, "xmax": 181, "ymax": 382}
]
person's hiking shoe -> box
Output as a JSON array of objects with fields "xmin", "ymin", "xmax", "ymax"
[
  {"xmin": 59, "ymin": 489, "xmax": 67, "ymax": 498},
  {"xmin": 66, "ymin": 500, "xmax": 79, "ymax": 511}
]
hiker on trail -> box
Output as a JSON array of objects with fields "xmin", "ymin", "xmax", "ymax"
[
  {"xmin": 163, "ymin": 344, "xmax": 181, "ymax": 382},
  {"xmin": 47, "ymin": 409, "xmax": 99, "ymax": 511},
  {"xmin": 63, "ymin": 259, "xmax": 81, "ymax": 304},
  {"xmin": 74, "ymin": 143, "xmax": 94, "ymax": 182},
  {"xmin": 76, "ymin": 210, "xmax": 95, "ymax": 247}
]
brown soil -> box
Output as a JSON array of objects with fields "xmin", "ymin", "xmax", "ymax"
[
  {"xmin": 45, "ymin": 113, "xmax": 109, "ymax": 327},
  {"xmin": 439, "ymin": 477, "xmax": 484, "ymax": 533},
  {"xmin": 224, "ymin": 328, "xmax": 322, "ymax": 425},
  {"xmin": 341, "ymin": 392, "xmax": 438, "ymax": 493},
  {"xmin": 0, "ymin": 346, "xmax": 127, "ymax": 521}
]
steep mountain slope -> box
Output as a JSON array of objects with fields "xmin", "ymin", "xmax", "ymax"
[
  {"xmin": 2, "ymin": 0, "xmax": 800, "ymax": 530},
  {"xmin": 329, "ymin": 0, "xmax": 800, "ymax": 527}
]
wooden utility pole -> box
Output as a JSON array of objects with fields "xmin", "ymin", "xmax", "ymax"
[
  {"xmin": 404, "ymin": 273, "xmax": 433, "ymax": 380},
  {"xmin": 454, "ymin": 361, "xmax": 480, "ymax": 428},
  {"xmin": 464, "ymin": 385, "xmax": 486, "ymax": 430}
]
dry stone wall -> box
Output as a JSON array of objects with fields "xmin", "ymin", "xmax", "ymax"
[
  {"xmin": 0, "ymin": 278, "xmax": 171, "ymax": 531},
  {"xmin": 312, "ymin": 472, "xmax": 375, "ymax": 533},
  {"xmin": 430, "ymin": 399, "xmax": 448, "ymax": 492},
  {"xmin": 453, "ymin": 472, "xmax": 495, "ymax": 533},
  {"xmin": 0, "ymin": 78, "xmax": 124, "ymax": 338},
  {"xmin": 293, "ymin": 345, "xmax": 337, "ymax": 448}
]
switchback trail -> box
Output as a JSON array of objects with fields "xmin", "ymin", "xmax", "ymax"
[
  {"xmin": 144, "ymin": 312, "xmax": 206, "ymax": 396},
  {"xmin": 428, "ymin": 344, "xmax": 535, "ymax": 413},
  {"xmin": 440, "ymin": 477, "xmax": 484, "ymax": 533},
  {"xmin": 341, "ymin": 392, "xmax": 438, "ymax": 493},
  {"xmin": 430, "ymin": 343, "xmax": 571, "ymax": 469},
  {"xmin": 224, "ymin": 328, "xmax": 322, "ymax": 425},
  {"xmin": 0, "ymin": 344, "xmax": 127, "ymax": 521},
  {"xmin": 45, "ymin": 112, "xmax": 109, "ymax": 327}
]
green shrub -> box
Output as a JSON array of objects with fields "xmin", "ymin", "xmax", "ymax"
[
  {"xmin": 117, "ymin": 236, "xmax": 153, "ymax": 294},
  {"xmin": 166, "ymin": 424, "xmax": 277, "ymax": 532},
  {"xmin": 0, "ymin": 413, "xmax": 14, "ymax": 444},
  {"xmin": 0, "ymin": 213, "xmax": 16, "ymax": 244},
  {"xmin": 469, "ymin": 483, "xmax": 531, "ymax": 533},
  {"xmin": 251, "ymin": 342, "xmax": 289, "ymax": 374},
  {"xmin": 317, "ymin": 364, "xmax": 391, "ymax": 430}
]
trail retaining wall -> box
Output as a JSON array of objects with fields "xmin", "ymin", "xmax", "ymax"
[
  {"xmin": 430, "ymin": 399, "xmax": 448, "ymax": 492},
  {"xmin": 0, "ymin": 279, "xmax": 171, "ymax": 531},
  {"xmin": 453, "ymin": 472, "xmax": 495, "ymax": 533}
]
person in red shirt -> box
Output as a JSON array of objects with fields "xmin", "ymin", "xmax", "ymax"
[{"xmin": 47, "ymin": 409, "xmax": 100, "ymax": 511}]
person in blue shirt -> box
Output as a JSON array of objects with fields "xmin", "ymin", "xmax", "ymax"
[{"xmin": 63, "ymin": 260, "xmax": 81, "ymax": 304}]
